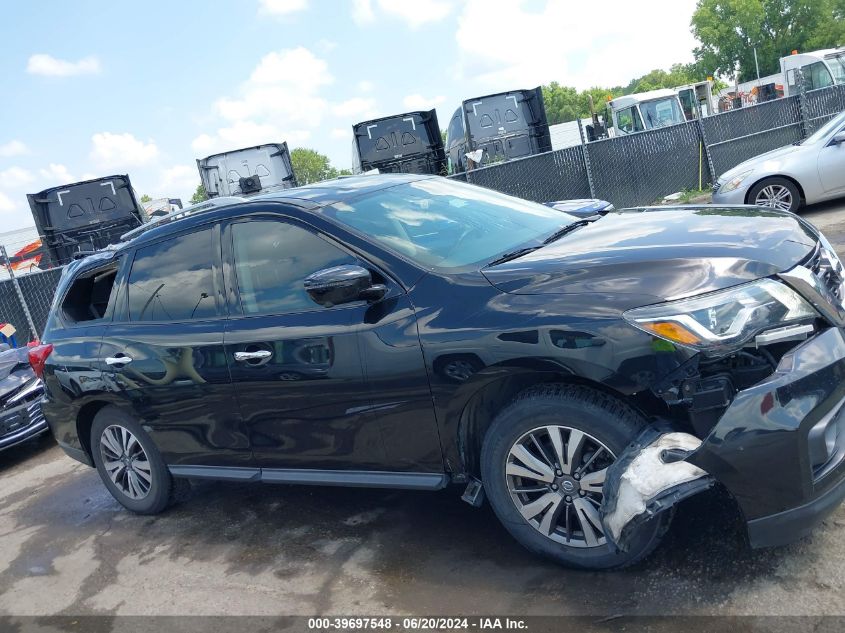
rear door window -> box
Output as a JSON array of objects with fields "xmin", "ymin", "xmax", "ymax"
[
  {"xmin": 127, "ymin": 229, "xmax": 217, "ymax": 322},
  {"xmin": 61, "ymin": 259, "xmax": 123, "ymax": 324}
]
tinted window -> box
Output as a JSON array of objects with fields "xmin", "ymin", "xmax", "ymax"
[
  {"xmin": 232, "ymin": 221, "xmax": 356, "ymax": 315},
  {"xmin": 127, "ymin": 229, "xmax": 216, "ymax": 322}
]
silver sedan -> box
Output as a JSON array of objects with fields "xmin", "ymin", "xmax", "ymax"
[{"xmin": 712, "ymin": 110, "xmax": 845, "ymax": 212}]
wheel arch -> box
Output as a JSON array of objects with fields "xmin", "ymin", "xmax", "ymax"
[
  {"xmin": 743, "ymin": 174, "xmax": 806, "ymax": 206},
  {"xmin": 454, "ymin": 370, "xmax": 647, "ymax": 478}
]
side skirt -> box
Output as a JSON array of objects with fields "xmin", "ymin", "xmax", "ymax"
[{"xmin": 168, "ymin": 465, "xmax": 449, "ymax": 491}]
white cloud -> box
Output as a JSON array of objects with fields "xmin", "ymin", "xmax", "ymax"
[
  {"xmin": 90, "ymin": 132, "xmax": 159, "ymax": 169},
  {"xmin": 211, "ymin": 48, "xmax": 332, "ymax": 128},
  {"xmin": 332, "ymin": 97, "xmax": 378, "ymax": 119},
  {"xmin": 157, "ymin": 165, "xmax": 200, "ymax": 200},
  {"xmin": 0, "ymin": 191, "xmax": 14, "ymax": 212},
  {"xmin": 377, "ymin": 0, "xmax": 451, "ymax": 27},
  {"xmin": 453, "ymin": 0, "xmax": 698, "ymax": 91},
  {"xmin": 403, "ymin": 94, "xmax": 446, "ymax": 110},
  {"xmin": 193, "ymin": 122, "xmax": 311, "ymax": 156},
  {"xmin": 26, "ymin": 54, "xmax": 101, "ymax": 77},
  {"xmin": 196, "ymin": 46, "xmax": 333, "ymax": 156},
  {"xmin": 38, "ymin": 163, "xmax": 74, "ymax": 184},
  {"xmin": 331, "ymin": 128, "xmax": 350, "ymax": 140},
  {"xmin": 0, "ymin": 167, "xmax": 35, "ymax": 189},
  {"xmin": 258, "ymin": 0, "xmax": 308, "ymax": 14},
  {"xmin": 352, "ymin": 0, "xmax": 375, "ymax": 24},
  {"xmin": 352, "ymin": 0, "xmax": 451, "ymax": 27},
  {"xmin": 357, "ymin": 80, "xmax": 374, "ymax": 93},
  {"xmin": 0, "ymin": 140, "xmax": 29, "ymax": 157}
]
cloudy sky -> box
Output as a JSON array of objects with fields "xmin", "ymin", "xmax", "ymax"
[{"xmin": 0, "ymin": 0, "xmax": 698, "ymax": 231}]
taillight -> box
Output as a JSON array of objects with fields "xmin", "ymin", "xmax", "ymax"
[{"xmin": 28, "ymin": 343, "xmax": 53, "ymax": 379}]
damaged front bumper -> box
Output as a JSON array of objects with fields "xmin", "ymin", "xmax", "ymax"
[{"xmin": 602, "ymin": 326, "xmax": 845, "ymax": 551}]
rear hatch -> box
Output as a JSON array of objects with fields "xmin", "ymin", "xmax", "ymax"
[
  {"xmin": 197, "ymin": 142, "xmax": 296, "ymax": 198},
  {"xmin": 353, "ymin": 110, "xmax": 446, "ymax": 175},
  {"xmin": 26, "ymin": 175, "xmax": 143, "ymax": 266},
  {"xmin": 463, "ymin": 87, "xmax": 552, "ymax": 163}
]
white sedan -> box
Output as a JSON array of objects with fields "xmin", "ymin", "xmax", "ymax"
[{"xmin": 712, "ymin": 110, "xmax": 845, "ymax": 212}]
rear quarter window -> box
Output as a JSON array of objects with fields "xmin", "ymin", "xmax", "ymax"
[{"xmin": 60, "ymin": 260, "xmax": 121, "ymax": 324}]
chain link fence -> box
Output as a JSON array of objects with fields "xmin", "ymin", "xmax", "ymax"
[
  {"xmin": 0, "ymin": 257, "xmax": 63, "ymax": 344},
  {"xmin": 457, "ymin": 83, "xmax": 845, "ymax": 208},
  {"xmin": 589, "ymin": 120, "xmax": 710, "ymax": 209},
  {"xmin": 454, "ymin": 145, "xmax": 591, "ymax": 202}
]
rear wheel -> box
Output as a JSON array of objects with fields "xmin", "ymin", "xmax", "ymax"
[
  {"xmin": 90, "ymin": 407, "xmax": 173, "ymax": 514},
  {"xmin": 481, "ymin": 384, "xmax": 670, "ymax": 569},
  {"xmin": 747, "ymin": 177, "xmax": 801, "ymax": 212}
]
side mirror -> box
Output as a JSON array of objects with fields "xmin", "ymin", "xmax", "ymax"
[
  {"xmin": 832, "ymin": 131, "xmax": 845, "ymax": 145},
  {"xmin": 304, "ymin": 264, "xmax": 387, "ymax": 307}
]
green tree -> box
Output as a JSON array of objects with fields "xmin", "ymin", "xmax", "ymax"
[
  {"xmin": 691, "ymin": 0, "xmax": 845, "ymax": 83},
  {"xmin": 139, "ymin": 194, "xmax": 152, "ymax": 203},
  {"xmin": 189, "ymin": 184, "xmax": 208, "ymax": 204},
  {"xmin": 291, "ymin": 147, "xmax": 342, "ymax": 184}
]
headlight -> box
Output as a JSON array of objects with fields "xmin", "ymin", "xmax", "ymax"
[
  {"xmin": 720, "ymin": 169, "xmax": 753, "ymax": 193},
  {"xmin": 623, "ymin": 279, "xmax": 817, "ymax": 352}
]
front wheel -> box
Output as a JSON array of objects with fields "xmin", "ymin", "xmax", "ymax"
[
  {"xmin": 747, "ymin": 177, "xmax": 801, "ymax": 212},
  {"xmin": 481, "ymin": 384, "xmax": 670, "ymax": 569}
]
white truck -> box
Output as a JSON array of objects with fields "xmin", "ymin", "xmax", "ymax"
[
  {"xmin": 607, "ymin": 89, "xmax": 687, "ymax": 136},
  {"xmin": 196, "ymin": 142, "xmax": 297, "ymax": 198},
  {"xmin": 720, "ymin": 47, "xmax": 845, "ymax": 108}
]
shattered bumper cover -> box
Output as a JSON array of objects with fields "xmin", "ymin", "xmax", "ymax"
[{"xmin": 603, "ymin": 327, "xmax": 845, "ymax": 551}]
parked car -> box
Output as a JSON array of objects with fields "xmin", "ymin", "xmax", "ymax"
[
  {"xmin": 1, "ymin": 345, "xmax": 47, "ymax": 451},
  {"xmin": 713, "ymin": 110, "xmax": 845, "ymax": 211},
  {"xmin": 35, "ymin": 175, "xmax": 845, "ymax": 569}
]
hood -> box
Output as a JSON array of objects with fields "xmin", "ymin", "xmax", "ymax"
[
  {"xmin": 482, "ymin": 207, "xmax": 817, "ymax": 303},
  {"xmin": 720, "ymin": 144, "xmax": 803, "ymax": 181}
]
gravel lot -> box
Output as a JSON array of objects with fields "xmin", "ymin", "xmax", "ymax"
[{"xmin": 2, "ymin": 200, "xmax": 845, "ymax": 621}]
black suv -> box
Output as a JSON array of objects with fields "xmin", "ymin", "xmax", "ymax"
[{"xmin": 36, "ymin": 175, "xmax": 845, "ymax": 569}]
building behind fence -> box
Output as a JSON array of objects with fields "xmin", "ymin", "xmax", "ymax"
[{"xmin": 1, "ymin": 83, "xmax": 844, "ymax": 345}]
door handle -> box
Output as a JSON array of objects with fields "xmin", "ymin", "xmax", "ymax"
[
  {"xmin": 105, "ymin": 355, "xmax": 133, "ymax": 366},
  {"xmin": 234, "ymin": 350, "xmax": 272, "ymax": 362}
]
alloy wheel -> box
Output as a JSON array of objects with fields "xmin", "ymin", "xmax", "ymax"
[
  {"xmin": 505, "ymin": 425, "xmax": 615, "ymax": 548},
  {"xmin": 754, "ymin": 184, "xmax": 793, "ymax": 211},
  {"xmin": 99, "ymin": 425, "xmax": 152, "ymax": 500}
]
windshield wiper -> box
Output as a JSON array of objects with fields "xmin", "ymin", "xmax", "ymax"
[
  {"xmin": 542, "ymin": 217, "xmax": 598, "ymax": 245},
  {"xmin": 486, "ymin": 246, "xmax": 542, "ymax": 267}
]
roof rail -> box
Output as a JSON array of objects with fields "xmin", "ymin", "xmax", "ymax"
[{"xmin": 121, "ymin": 196, "xmax": 245, "ymax": 241}]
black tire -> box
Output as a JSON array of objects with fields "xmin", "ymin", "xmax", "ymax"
[
  {"xmin": 90, "ymin": 406, "xmax": 173, "ymax": 514},
  {"xmin": 481, "ymin": 384, "xmax": 670, "ymax": 570},
  {"xmin": 746, "ymin": 177, "xmax": 801, "ymax": 213}
]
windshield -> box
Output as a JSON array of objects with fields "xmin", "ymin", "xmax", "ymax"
[
  {"xmin": 802, "ymin": 110, "xmax": 845, "ymax": 145},
  {"xmin": 826, "ymin": 53, "xmax": 845, "ymax": 84},
  {"xmin": 323, "ymin": 178, "xmax": 577, "ymax": 270},
  {"xmin": 640, "ymin": 97, "xmax": 684, "ymax": 129}
]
